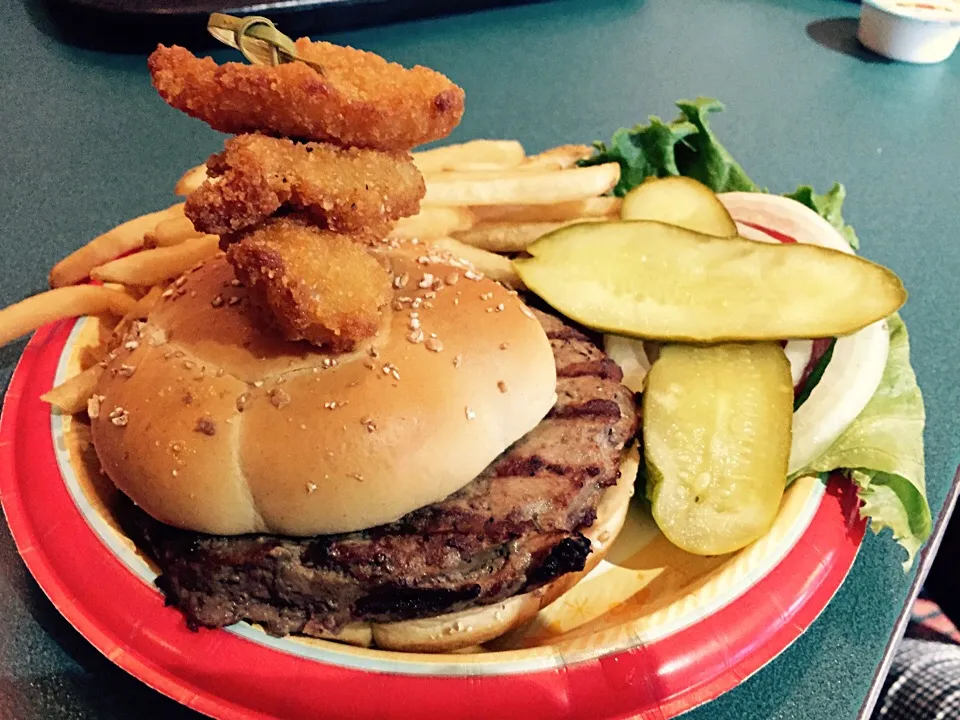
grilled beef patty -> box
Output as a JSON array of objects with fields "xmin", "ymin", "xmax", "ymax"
[{"xmin": 119, "ymin": 308, "xmax": 639, "ymax": 637}]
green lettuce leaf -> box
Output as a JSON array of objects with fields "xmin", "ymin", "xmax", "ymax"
[
  {"xmin": 582, "ymin": 97, "xmax": 758, "ymax": 195},
  {"xmin": 584, "ymin": 119, "xmax": 696, "ymax": 195},
  {"xmin": 672, "ymin": 99, "xmax": 759, "ymax": 194},
  {"xmin": 583, "ymin": 116, "xmax": 697, "ymax": 196},
  {"xmin": 584, "ymin": 100, "xmax": 930, "ymax": 567},
  {"xmin": 791, "ymin": 314, "xmax": 930, "ymax": 569},
  {"xmin": 784, "ymin": 184, "xmax": 861, "ymax": 250}
]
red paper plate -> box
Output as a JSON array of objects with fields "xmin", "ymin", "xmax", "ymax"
[
  {"xmin": 0, "ymin": 313, "xmax": 866, "ymax": 720},
  {"xmin": 0, "ymin": 202, "xmax": 870, "ymax": 719}
]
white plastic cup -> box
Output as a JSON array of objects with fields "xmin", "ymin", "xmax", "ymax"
[{"xmin": 858, "ymin": 0, "xmax": 960, "ymax": 64}]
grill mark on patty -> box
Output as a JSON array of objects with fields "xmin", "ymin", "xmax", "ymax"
[
  {"xmin": 534, "ymin": 308, "xmax": 588, "ymax": 340},
  {"xmin": 524, "ymin": 535, "xmax": 592, "ymax": 589},
  {"xmin": 553, "ymin": 377, "xmax": 632, "ymax": 416},
  {"xmin": 557, "ymin": 358, "xmax": 623, "ymax": 381},
  {"xmin": 120, "ymin": 304, "xmax": 640, "ymax": 638},
  {"xmin": 550, "ymin": 398, "xmax": 623, "ymax": 420}
]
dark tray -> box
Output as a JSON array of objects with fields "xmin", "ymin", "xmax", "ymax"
[{"xmin": 44, "ymin": 0, "xmax": 552, "ymax": 51}]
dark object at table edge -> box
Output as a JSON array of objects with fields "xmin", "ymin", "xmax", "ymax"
[{"xmin": 858, "ymin": 464, "xmax": 960, "ymax": 718}]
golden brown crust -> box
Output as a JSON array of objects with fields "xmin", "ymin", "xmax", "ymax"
[
  {"xmin": 185, "ymin": 134, "xmax": 425, "ymax": 236},
  {"xmin": 148, "ymin": 44, "xmax": 465, "ymax": 151},
  {"xmin": 226, "ymin": 217, "xmax": 392, "ymax": 351},
  {"xmin": 90, "ymin": 253, "xmax": 557, "ymax": 536}
]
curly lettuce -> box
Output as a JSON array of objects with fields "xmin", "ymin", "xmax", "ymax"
[{"xmin": 582, "ymin": 97, "xmax": 758, "ymax": 195}]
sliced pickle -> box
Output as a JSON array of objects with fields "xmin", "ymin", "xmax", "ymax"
[
  {"xmin": 513, "ymin": 221, "xmax": 906, "ymax": 341},
  {"xmin": 644, "ymin": 342, "xmax": 793, "ymax": 555},
  {"xmin": 620, "ymin": 176, "xmax": 737, "ymax": 236}
]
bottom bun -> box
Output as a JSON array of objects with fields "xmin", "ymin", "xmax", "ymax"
[{"xmin": 314, "ymin": 444, "xmax": 640, "ymax": 653}]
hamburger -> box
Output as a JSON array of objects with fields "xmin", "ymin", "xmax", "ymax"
[
  {"xmin": 71, "ymin": 28, "xmax": 641, "ymax": 653},
  {"xmin": 90, "ymin": 251, "xmax": 640, "ymax": 652}
]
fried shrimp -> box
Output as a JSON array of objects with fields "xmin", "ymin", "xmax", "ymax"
[
  {"xmin": 148, "ymin": 44, "xmax": 465, "ymax": 151},
  {"xmin": 225, "ymin": 216, "xmax": 392, "ymax": 351},
  {"xmin": 186, "ymin": 134, "xmax": 425, "ymax": 237},
  {"xmin": 150, "ymin": 35, "xmax": 465, "ymax": 351}
]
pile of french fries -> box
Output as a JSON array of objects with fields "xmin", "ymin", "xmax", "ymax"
[
  {"xmin": 0, "ymin": 139, "xmax": 621, "ymax": 415},
  {"xmin": 394, "ymin": 141, "xmax": 620, "ymax": 287}
]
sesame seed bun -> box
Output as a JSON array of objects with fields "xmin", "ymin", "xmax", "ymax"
[
  {"xmin": 313, "ymin": 445, "xmax": 639, "ymax": 652},
  {"xmin": 90, "ymin": 250, "xmax": 556, "ymax": 536}
]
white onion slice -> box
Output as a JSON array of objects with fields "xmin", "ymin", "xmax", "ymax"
[
  {"xmin": 603, "ymin": 334, "xmax": 650, "ymax": 393},
  {"xmin": 784, "ymin": 340, "xmax": 814, "ymax": 387},
  {"xmin": 721, "ymin": 192, "xmax": 854, "ymax": 254},
  {"xmin": 787, "ymin": 319, "xmax": 889, "ymax": 474}
]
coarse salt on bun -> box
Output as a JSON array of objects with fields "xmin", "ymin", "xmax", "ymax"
[{"xmin": 90, "ymin": 251, "xmax": 556, "ymax": 536}]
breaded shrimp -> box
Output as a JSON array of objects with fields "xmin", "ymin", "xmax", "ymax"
[
  {"xmin": 148, "ymin": 44, "xmax": 465, "ymax": 151},
  {"xmin": 186, "ymin": 134, "xmax": 425, "ymax": 236},
  {"xmin": 226, "ymin": 216, "xmax": 391, "ymax": 351}
]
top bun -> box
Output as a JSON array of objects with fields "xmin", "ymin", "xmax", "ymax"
[{"xmin": 90, "ymin": 250, "xmax": 556, "ymax": 536}]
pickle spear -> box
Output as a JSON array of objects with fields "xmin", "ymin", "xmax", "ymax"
[
  {"xmin": 644, "ymin": 342, "xmax": 794, "ymax": 555},
  {"xmin": 513, "ymin": 221, "xmax": 906, "ymax": 341},
  {"xmin": 621, "ymin": 176, "xmax": 738, "ymax": 236}
]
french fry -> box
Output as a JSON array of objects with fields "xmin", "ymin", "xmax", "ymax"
[
  {"xmin": 390, "ymin": 206, "xmax": 476, "ymax": 240},
  {"xmin": 175, "ymin": 164, "xmax": 209, "ymax": 196},
  {"xmin": 452, "ymin": 218, "xmax": 607, "ymax": 253},
  {"xmin": 49, "ymin": 204, "xmax": 186, "ymax": 288},
  {"xmin": 145, "ymin": 215, "xmax": 203, "ymax": 248},
  {"xmin": 521, "ymin": 145, "xmax": 593, "ymax": 170},
  {"xmin": 420, "ymin": 145, "xmax": 594, "ymax": 181},
  {"xmin": 90, "ymin": 235, "xmax": 220, "ymax": 286},
  {"xmin": 423, "ymin": 163, "xmax": 620, "ymax": 206},
  {"xmin": 424, "ymin": 168, "xmax": 545, "ymax": 182},
  {"xmin": 41, "ymin": 365, "xmax": 104, "ymax": 414},
  {"xmin": 0, "ymin": 286, "xmax": 136, "ymax": 347},
  {"xmin": 428, "ymin": 237, "xmax": 524, "ymax": 289},
  {"xmin": 413, "ymin": 140, "xmax": 525, "ymax": 174},
  {"xmin": 470, "ymin": 196, "xmax": 622, "ymax": 224}
]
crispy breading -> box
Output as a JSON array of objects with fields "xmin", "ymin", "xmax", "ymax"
[
  {"xmin": 185, "ymin": 134, "xmax": 425, "ymax": 237},
  {"xmin": 225, "ymin": 216, "xmax": 391, "ymax": 351},
  {"xmin": 148, "ymin": 44, "xmax": 465, "ymax": 151}
]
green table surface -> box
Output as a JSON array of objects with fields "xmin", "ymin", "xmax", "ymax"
[{"xmin": 1, "ymin": 0, "xmax": 958, "ymax": 718}]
